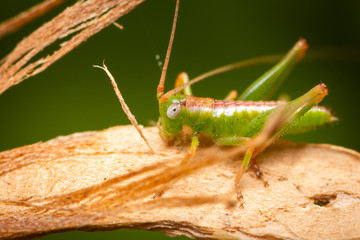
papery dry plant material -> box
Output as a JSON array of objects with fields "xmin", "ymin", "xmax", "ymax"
[
  {"xmin": 0, "ymin": 0, "xmax": 67, "ymax": 39},
  {"xmin": 0, "ymin": 0, "xmax": 145, "ymax": 95},
  {"xmin": 0, "ymin": 125, "xmax": 359, "ymax": 240}
]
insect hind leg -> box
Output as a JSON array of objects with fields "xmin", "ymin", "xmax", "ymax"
[
  {"xmin": 250, "ymin": 158, "xmax": 269, "ymax": 187},
  {"xmin": 239, "ymin": 39, "xmax": 308, "ymax": 101},
  {"xmin": 215, "ymin": 137, "xmax": 256, "ymax": 200}
]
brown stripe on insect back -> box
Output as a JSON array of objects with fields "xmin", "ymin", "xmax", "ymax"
[
  {"xmin": 184, "ymin": 96, "xmax": 333, "ymax": 119},
  {"xmin": 216, "ymin": 100, "xmax": 285, "ymax": 109},
  {"xmin": 214, "ymin": 100, "xmax": 284, "ymax": 106},
  {"xmin": 185, "ymin": 95, "xmax": 214, "ymax": 112}
]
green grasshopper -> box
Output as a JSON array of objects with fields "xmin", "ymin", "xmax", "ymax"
[{"xmin": 97, "ymin": 0, "xmax": 336, "ymax": 199}]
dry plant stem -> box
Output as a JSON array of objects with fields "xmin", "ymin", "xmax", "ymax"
[
  {"xmin": 0, "ymin": 0, "xmax": 67, "ymax": 39},
  {"xmin": 94, "ymin": 63, "xmax": 154, "ymax": 153},
  {"xmin": 0, "ymin": 126, "xmax": 360, "ymax": 240},
  {"xmin": 0, "ymin": 0, "xmax": 145, "ymax": 94}
]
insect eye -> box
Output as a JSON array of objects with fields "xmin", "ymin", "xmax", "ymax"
[{"xmin": 167, "ymin": 103, "xmax": 181, "ymax": 119}]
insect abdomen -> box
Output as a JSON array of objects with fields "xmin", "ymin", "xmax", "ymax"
[
  {"xmin": 183, "ymin": 97, "xmax": 335, "ymax": 140},
  {"xmin": 213, "ymin": 100, "xmax": 282, "ymax": 118},
  {"xmin": 184, "ymin": 98, "xmax": 283, "ymax": 139},
  {"xmin": 210, "ymin": 100, "xmax": 285, "ymax": 138},
  {"xmin": 285, "ymin": 106, "xmax": 336, "ymax": 134}
]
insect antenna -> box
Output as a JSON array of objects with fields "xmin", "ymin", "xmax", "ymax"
[
  {"xmin": 162, "ymin": 54, "xmax": 284, "ymax": 99},
  {"xmin": 94, "ymin": 62, "xmax": 154, "ymax": 154},
  {"xmin": 157, "ymin": 0, "xmax": 180, "ymax": 100},
  {"xmin": 162, "ymin": 39, "xmax": 308, "ymax": 99}
]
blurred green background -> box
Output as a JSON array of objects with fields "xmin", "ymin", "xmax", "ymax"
[{"xmin": 0, "ymin": 0, "xmax": 359, "ymax": 239}]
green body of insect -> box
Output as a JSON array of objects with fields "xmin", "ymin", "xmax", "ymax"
[
  {"xmin": 155, "ymin": 1, "xmax": 336, "ymax": 197},
  {"xmin": 157, "ymin": 39, "xmax": 335, "ymax": 147},
  {"xmin": 158, "ymin": 94, "xmax": 333, "ymax": 144}
]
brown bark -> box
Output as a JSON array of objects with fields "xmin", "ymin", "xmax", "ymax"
[{"xmin": 0, "ymin": 125, "xmax": 359, "ymax": 239}]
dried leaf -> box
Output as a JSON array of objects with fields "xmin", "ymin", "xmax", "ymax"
[
  {"xmin": 0, "ymin": 0, "xmax": 145, "ymax": 94},
  {"xmin": 0, "ymin": 125, "xmax": 359, "ymax": 239},
  {"xmin": 0, "ymin": 0, "xmax": 67, "ymax": 39}
]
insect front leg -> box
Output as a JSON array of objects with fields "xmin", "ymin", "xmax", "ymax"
[
  {"xmin": 176, "ymin": 72, "xmax": 240, "ymax": 100},
  {"xmin": 224, "ymin": 90, "xmax": 238, "ymax": 101},
  {"xmin": 181, "ymin": 133, "xmax": 199, "ymax": 164},
  {"xmin": 175, "ymin": 72, "xmax": 193, "ymax": 95}
]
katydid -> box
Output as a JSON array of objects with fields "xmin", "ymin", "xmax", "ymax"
[{"xmin": 97, "ymin": 0, "xmax": 336, "ymax": 200}]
